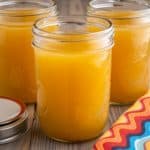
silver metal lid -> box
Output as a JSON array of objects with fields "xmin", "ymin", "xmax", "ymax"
[{"xmin": 0, "ymin": 97, "xmax": 28, "ymax": 144}]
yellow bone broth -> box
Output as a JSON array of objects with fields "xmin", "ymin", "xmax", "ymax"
[
  {"xmin": 33, "ymin": 16, "xmax": 113, "ymax": 141},
  {"xmin": 89, "ymin": 1, "xmax": 150, "ymax": 104},
  {"xmin": 111, "ymin": 22, "xmax": 150, "ymax": 104},
  {"xmin": 0, "ymin": 1, "xmax": 56, "ymax": 103}
]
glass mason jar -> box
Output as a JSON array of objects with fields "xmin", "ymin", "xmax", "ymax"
[
  {"xmin": 33, "ymin": 16, "xmax": 114, "ymax": 142},
  {"xmin": 0, "ymin": 0, "xmax": 57, "ymax": 103},
  {"xmin": 88, "ymin": 1, "xmax": 150, "ymax": 105}
]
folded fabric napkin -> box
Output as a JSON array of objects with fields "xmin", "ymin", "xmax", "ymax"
[{"xmin": 94, "ymin": 91, "xmax": 150, "ymax": 150}]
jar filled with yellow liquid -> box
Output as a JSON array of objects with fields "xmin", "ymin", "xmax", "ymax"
[
  {"xmin": 33, "ymin": 16, "xmax": 114, "ymax": 142},
  {"xmin": 88, "ymin": 1, "xmax": 150, "ymax": 105},
  {"xmin": 0, "ymin": 0, "xmax": 57, "ymax": 103}
]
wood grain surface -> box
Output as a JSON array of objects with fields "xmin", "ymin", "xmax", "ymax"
[{"xmin": 0, "ymin": 0, "xmax": 129, "ymax": 150}]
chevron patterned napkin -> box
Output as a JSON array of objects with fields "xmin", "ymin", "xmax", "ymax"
[{"xmin": 94, "ymin": 91, "xmax": 150, "ymax": 150}]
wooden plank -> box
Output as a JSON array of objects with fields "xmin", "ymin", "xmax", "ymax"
[
  {"xmin": 69, "ymin": 0, "xmax": 85, "ymax": 15},
  {"xmin": 0, "ymin": 105, "xmax": 35, "ymax": 150},
  {"xmin": 56, "ymin": 0, "xmax": 70, "ymax": 15},
  {"xmin": 81, "ymin": 0, "xmax": 91, "ymax": 13},
  {"xmin": 121, "ymin": 0, "xmax": 149, "ymax": 4},
  {"xmin": 109, "ymin": 105, "xmax": 128, "ymax": 124},
  {"xmin": 56, "ymin": 0, "xmax": 88, "ymax": 15}
]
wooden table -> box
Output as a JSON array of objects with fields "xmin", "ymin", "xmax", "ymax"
[{"xmin": 0, "ymin": 0, "xmax": 129, "ymax": 149}]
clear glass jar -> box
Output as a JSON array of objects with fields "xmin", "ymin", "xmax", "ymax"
[
  {"xmin": 0, "ymin": 0, "xmax": 57, "ymax": 103},
  {"xmin": 33, "ymin": 16, "xmax": 114, "ymax": 142},
  {"xmin": 88, "ymin": 1, "xmax": 150, "ymax": 105}
]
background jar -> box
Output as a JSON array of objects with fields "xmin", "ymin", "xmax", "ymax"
[
  {"xmin": 33, "ymin": 16, "xmax": 114, "ymax": 142},
  {"xmin": 88, "ymin": 1, "xmax": 150, "ymax": 105},
  {"xmin": 0, "ymin": 0, "xmax": 57, "ymax": 103}
]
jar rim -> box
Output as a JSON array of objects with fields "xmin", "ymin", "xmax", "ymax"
[
  {"xmin": 0, "ymin": 0, "xmax": 56, "ymax": 17},
  {"xmin": 32, "ymin": 15, "xmax": 114, "ymax": 42},
  {"xmin": 88, "ymin": 1, "xmax": 150, "ymax": 19}
]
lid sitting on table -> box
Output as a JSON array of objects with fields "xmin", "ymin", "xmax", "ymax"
[{"xmin": 0, "ymin": 97, "xmax": 28, "ymax": 144}]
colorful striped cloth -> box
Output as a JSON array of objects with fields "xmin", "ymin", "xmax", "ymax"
[{"xmin": 94, "ymin": 92, "xmax": 150, "ymax": 150}]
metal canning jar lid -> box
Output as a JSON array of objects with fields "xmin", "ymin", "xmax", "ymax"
[{"xmin": 0, "ymin": 97, "xmax": 28, "ymax": 144}]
